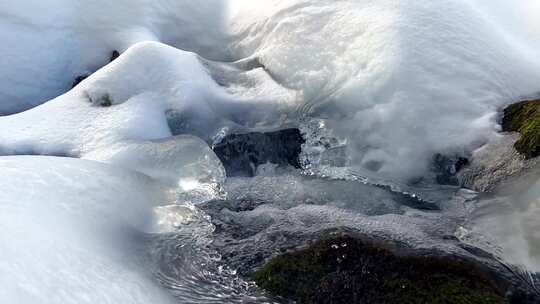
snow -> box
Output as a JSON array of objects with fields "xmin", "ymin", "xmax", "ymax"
[
  {"xmin": 0, "ymin": 39, "xmax": 240, "ymax": 303},
  {"xmin": 229, "ymin": 0, "xmax": 540, "ymax": 180},
  {"xmin": 1, "ymin": 0, "xmax": 540, "ymax": 301},
  {"xmin": 0, "ymin": 0, "xmax": 229, "ymax": 115},
  {"xmin": 2, "ymin": 0, "xmax": 539, "ymax": 180},
  {"xmin": 0, "ymin": 41, "xmax": 297, "ymax": 158},
  {"xmin": 0, "ymin": 156, "xmax": 176, "ymax": 304}
]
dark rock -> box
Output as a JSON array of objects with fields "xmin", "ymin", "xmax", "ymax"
[
  {"xmin": 200, "ymin": 199, "xmax": 266, "ymax": 213},
  {"xmin": 71, "ymin": 50, "xmax": 120, "ymax": 89},
  {"xmin": 71, "ymin": 72, "xmax": 91, "ymax": 88},
  {"xmin": 110, "ymin": 50, "xmax": 120, "ymax": 62},
  {"xmin": 502, "ymin": 99, "xmax": 540, "ymax": 159},
  {"xmin": 432, "ymin": 153, "xmax": 470, "ymax": 185},
  {"xmin": 83, "ymin": 92, "xmax": 113, "ymax": 107},
  {"xmin": 212, "ymin": 128, "xmax": 305, "ymax": 177},
  {"xmin": 255, "ymin": 234, "xmax": 509, "ymax": 304},
  {"xmin": 455, "ymin": 157, "xmax": 470, "ymax": 172},
  {"xmin": 97, "ymin": 93, "xmax": 112, "ymax": 107}
]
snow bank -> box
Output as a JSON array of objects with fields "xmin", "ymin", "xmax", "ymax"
[
  {"xmin": 0, "ymin": 41, "xmax": 296, "ymax": 158},
  {"xmin": 0, "ymin": 0, "xmax": 229, "ymax": 115},
  {"xmin": 0, "ymin": 156, "xmax": 176, "ymax": 304},
  {"xmin": 229, "ymin": 0, "xmax": 540, "ymax": 181}
]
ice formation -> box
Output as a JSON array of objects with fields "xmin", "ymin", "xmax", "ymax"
[
  {"xmin": 459, "ymin": 170, "xmax": 540, "ymax": 273},
  {"xmin": 84, "ymin": 136, "xmax": 225, "ymax": 186}
]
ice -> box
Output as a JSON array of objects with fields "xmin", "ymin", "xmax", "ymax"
[
  {"xmin": 0, "ymin": 156, "xmax": 176, "ymax": 304},
  {"xmin": 84, "ymin": 136, "xmax": 226, "ymax": 188},
  {"xmin": 460, "ymin": 170, "xmax": 540, "ymax": 272},
  {"xmin": 0, "ymin": 154, "xmax": 243, "ymax": 303}
]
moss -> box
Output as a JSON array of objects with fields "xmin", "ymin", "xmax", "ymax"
[
  {"xmin": 254, "ymin": 235, "xmax": 507, "ymax": 304},
  {"xmin": 502, "ymin": 99, "xmax": 540, "ymax": 159}
]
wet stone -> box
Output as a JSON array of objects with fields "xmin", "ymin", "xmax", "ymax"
[{"xmin": 212, "ymin": 128, "xmax": 305, "ymax": 177}]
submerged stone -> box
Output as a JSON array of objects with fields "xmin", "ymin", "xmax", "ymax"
[
  {"xmin": 502, "ymin": 99, "xmax": 540, "ymax": 159},
  {"xmin": 212, "ymin": 128, "xmax": 305, "ymax": 177},
  {"xmin": 254, "ymin": 235, "xmax": 508, "ymax": 304}
]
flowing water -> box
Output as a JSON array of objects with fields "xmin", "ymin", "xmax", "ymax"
[{"xmin": 136, "ymin": 119, "xmax": 540, "ymax": 303}]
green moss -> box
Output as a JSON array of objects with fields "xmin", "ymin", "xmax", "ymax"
[
  {"xmin": 254, "ymin": 235, "xmax": 507, "ymax": 304},
  {"xmin": 502, "ymin": 99, "xmax": 540, "ymax": 159},
  {"xmin": 254, "ymin": 250, "xmax": 326, "ymax": 300}
]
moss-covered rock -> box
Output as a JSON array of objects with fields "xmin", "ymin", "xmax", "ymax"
[
  {"xmin": 254, "ymin": 235, "xmax": 507, "ymax": 304},
  {"xmin": 502, "ymin": 99, "xmax": 540, "ymax": 159}
]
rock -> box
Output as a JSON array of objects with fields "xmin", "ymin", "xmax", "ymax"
[
  {"xmin": 110, "ymin": 50, "xmax": 120, "ymax": 62},
  {"xmin": 71, "ymin": 50, "xmax": 120, "ymax": 89},
  {"xmin": 456, "ymin": 100, "xmax": 540, "ymax": 192},
  {"xmin": 71, "ymin": 72, "xmax": 92, "ymax": 88},
  {"xmin": 502, "ymin": 99, "xmax": 540, "ymax": 159},
  {"xmin": 458, "ymin": 134, "xmax": 540, "ymax": 192},
  {"xmin": 212, "ymin": 128, "xmax": 305, "ymax": 177},
  {"xmin": 201, "ymin": 196, "xmax": 538, "ymax": 302},
  {"xmin": 432, "ymin": 153, "xmax": 470, "ymax": 185},
  {"xmin": 84, "ymin": 92, "xmax": 113, "ymax": 107},
  {"xmin": 254, "ymin": 234, "xmax": 508, "ymax": 304}
]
